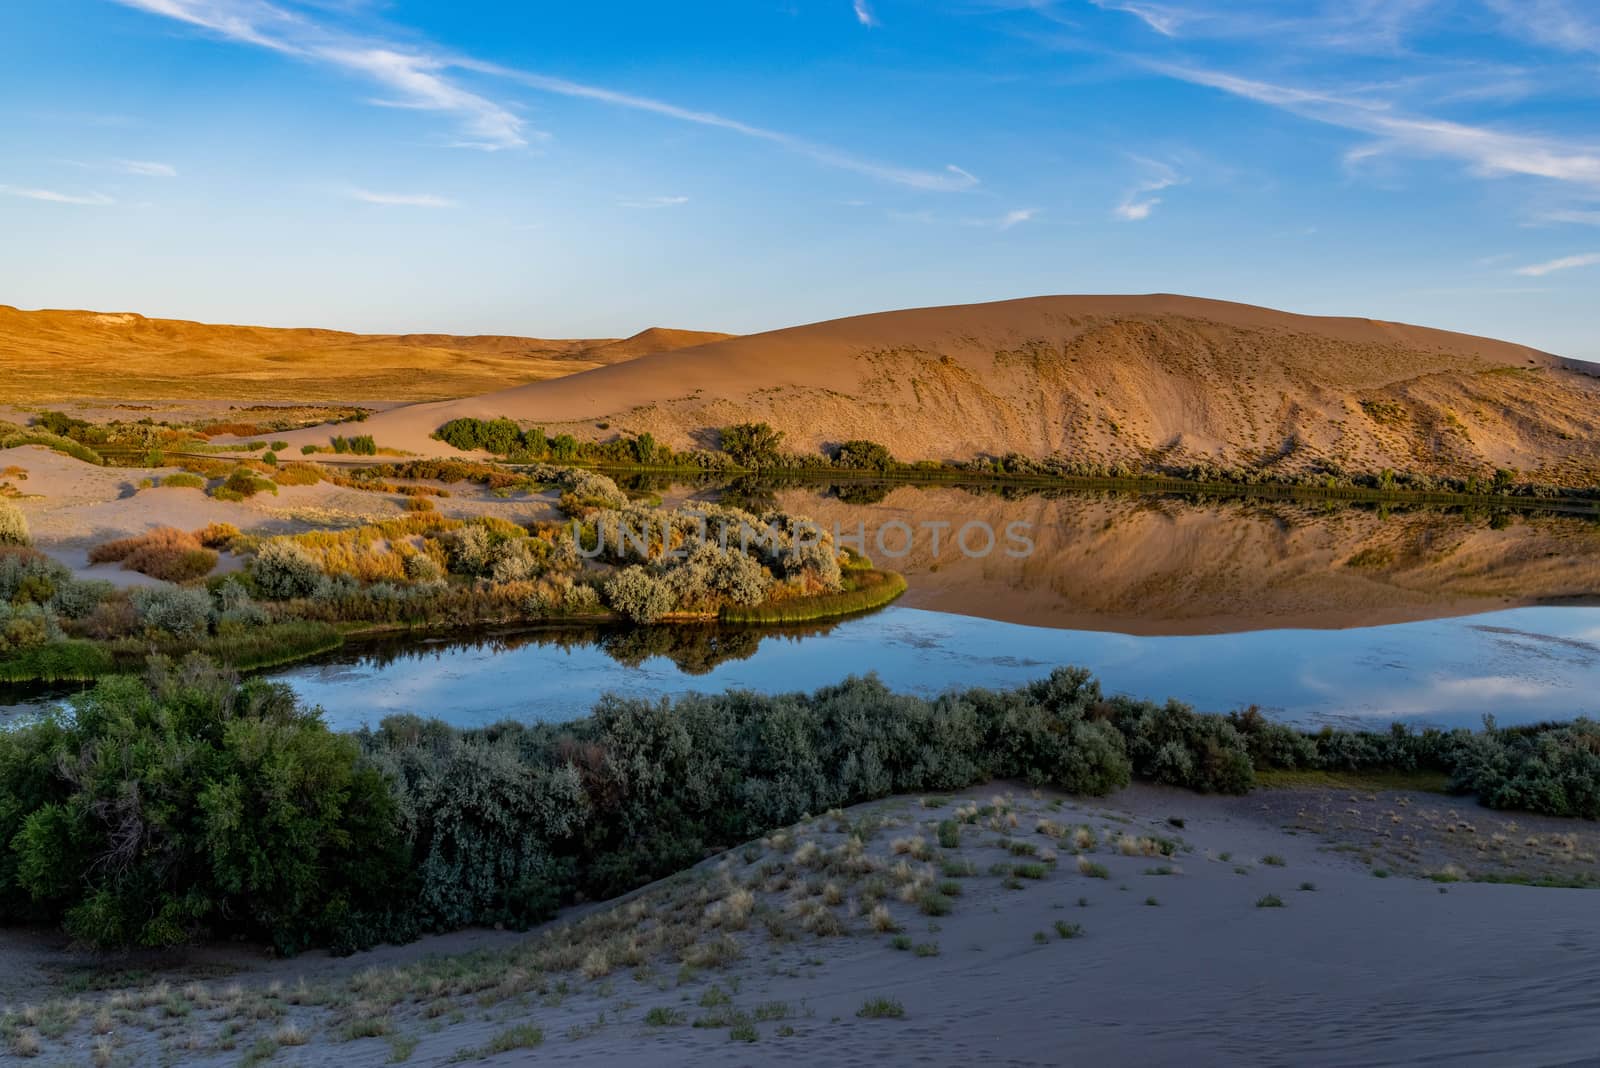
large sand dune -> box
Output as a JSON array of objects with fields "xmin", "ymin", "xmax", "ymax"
[
  {"xmin": 313, "ymin": 294, "xmax": 1600, "ymax": 481},
  {"xmin": 0, "ymin": 305, "xmax": 730, "ymax": 403}
]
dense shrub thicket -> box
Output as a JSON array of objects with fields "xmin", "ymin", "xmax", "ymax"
[{"xmin": 3, "ymin": 660, "xmax": 1598, "ymax": 955}]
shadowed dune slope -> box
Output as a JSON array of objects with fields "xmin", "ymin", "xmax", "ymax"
[
  {"xmin": 0, "ymin": 305, "xmax": 730, "ymax": 403},
  {"xmin": 319, "ymin": 294, "xmax": 1600, "ymax": 481}
]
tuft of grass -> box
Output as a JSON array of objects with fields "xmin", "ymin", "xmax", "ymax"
[
  {"xmin": 486, "ymin": 1024, "xmax": 544, "ymax": 1054},
  {"xmin": 857, "ymin": 997, "xmax": 905, "ymax": 1020},
  {"xmin": 729, "ymin": 1021, "xmax": 759, "ymax": 1043},
  {"xmin": 1256, "ymin": 894, "xmax": 1286, "ymax": 908},
  {"xmin": 916, "ymin": 890, "xmax": 954, "ymax": 916},
  {"xmin": 936, "ymin": 819, "xmax": 961, "ymax": 849},
  {"xmin": 1261, "ymin": 855, "xmax": 1287, "ymax": 867},
  {"xmin": 913, "ymin": 942, "xmax": 940, "ymax": 957},
  {"xmin": 1077, "ymin": 857, "xmax": 1110, "ymax": 879},
  {"xmin": 342, "ymin": 1014, "xmax": 393, "ymax": 1041},
  {"xmin": 1372, "ymin": 868, "xmax": 1391, "ymax": 879},
  {"xmin": 1013, "ymin": 863, "xmax": 1047, "ymax": 880},
  {"xmin": 644, "ymin": 1007, "xmax": 684, "ymax": 1026},
  {"xmin": 1298, "ymin": 881, "xmax": 1318, "ymax": 892},
  {"xmin": 939, "ymin": 858, "xmax": 977, "ymax": 878},
  {"xmin": 1053, "ymin": 920, "xmax": 1084, "ymax": 939},
  {"xmin": 1144, "ymin": 896, "xmax": 1160, "ymax": 907},
  {"xmin": 387, "ymin": 1033, "xmax": 420, "ymax": 1063},
  {"xmin": 890, "ymin": 935, "xmax": 913, "ymax": 951}
]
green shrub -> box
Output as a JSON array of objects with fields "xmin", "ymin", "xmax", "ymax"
[
  {"xmin": 211, "ymin": 469, "xmax": 277, "ymax": 500},
  {"xmin": 831, "ymin": 439, "xmax": 894, "ymax": 471},
  {"xmin": 252, "ymin": 540, "xmax": 323, "ymax": 599},
  {"xmin": 131, "ymin": 587, "xmax": 211, "ymax": 638},
  {"xmin": 160, "ymin": 472, "xmax": 207, "ymax": 490},
  {"xmin": 719, "ymin": 422, "xmax": 784, "ymax": 467},
  {"xmin": 0, "ymin": 658, "xmax": 406, "ymax": 951},
  {"xmin": 604, "ymin": 566, "xmax": 675, "ymax": 623}
]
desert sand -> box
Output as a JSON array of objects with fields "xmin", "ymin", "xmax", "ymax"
[
  {"xmin": 3, "ymin": 782, "xmax": 1595, "ymax": 1066},
  {"xmin": 283, "ymin": 294, "xmax": 1600, "ymax": 483},
  {"xmin": 0, "ymin": 304, "xmax": 730, "ymax": 403}
]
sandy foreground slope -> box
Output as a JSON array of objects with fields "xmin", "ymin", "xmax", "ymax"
[
  {"xmin": 3, "ymin": 783, "xmax": 1597, "ymax": 1067},
  {"xmin": 283, "ymin": 294, "xmax": 1600, "ymax": 482},
  {"xmin": 0, "ymin": 304, "xmax": 730, "ymax": 403}
]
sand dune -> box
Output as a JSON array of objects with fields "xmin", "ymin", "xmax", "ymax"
[
  {"xmin": 307, "ymin": 294, "xmax": 1600, "ymax": 482},
  {"xmin": 0, "ymin": 305, "xmax": 730, "ymax": 403}
]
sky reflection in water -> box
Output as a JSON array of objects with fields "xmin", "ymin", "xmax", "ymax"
[{"xmin": 276, "ymin": 605, "xmax": 1600, "ymax": 732}]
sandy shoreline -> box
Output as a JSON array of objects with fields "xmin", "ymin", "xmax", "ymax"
[{"xmin": 3, "ymin": 782, "xmax": 1596, "ymax": 1066}]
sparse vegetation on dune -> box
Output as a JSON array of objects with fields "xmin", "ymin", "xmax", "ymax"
[{"xmin": 422, "ymin": 406, "xmax": 1600, "ymax": 510}]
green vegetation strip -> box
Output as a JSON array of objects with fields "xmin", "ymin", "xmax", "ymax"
[
  {"xmin": 0, "ymin": 624, "xmax": 343, "ymax": 683},
  {"xmin": 719, "ymin": 569, "xmax": 906, "ymax": 623}
]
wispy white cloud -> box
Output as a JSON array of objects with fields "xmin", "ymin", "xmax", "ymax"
[
  {"xmin": 112, "ymin": 0, "xmax": 978, "ymax": 189},
  {"xmin": 1088, "ymin": 0, "xmax": 1181, "ymax": 37},
  {"xmin": 1536, "ymin": 208, "xmax": 1600, "ymax": 226},
  {"xmin": 0, "ymin": 184, "xmax": 115, "ymax": 205},
  {"xmin": 473, "ymin": 63, "xmax": 980, "ymax": 191},
  {"xmin": 853, "ymin": 0, "xmax": 878, "ymax": 28},
  {"xmin": 1514, "ymin": 252, "xmax": 1600, "ymax": 276},
  {"xmin": 618, "ymin": 195, "xmax": 690, "ymax": 208},
  {"xmin": 1114, "ymin": 158, "xmax": 1184, "ymax": 220},
  {"xmin": 1153, "ymin": 63, "xmax": 1600, "ymax": 187},
  {"xmin": 115, "ymin": 159, "xmax": 178, "ymax": 176},
  {"xmin": 963, "ymin": 207, "xmax": 1038, "ymax": 228},
  {"xmin": 1485, "ymin": 0, "xmax": 1600, "ymax": 54},
  {"xmin": 323, "ymin": 47, "xmax": 530, "ymax": 150},
  {"xmin": 351, "ymin": 189, "xmax": 455, "ymax": 207}
]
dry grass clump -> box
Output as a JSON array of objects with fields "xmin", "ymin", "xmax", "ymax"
[
  {"xmin": 890, "ymin": 835, "xmax": 931, "ymax": 860},
  {"xmin": 194, "ymin": 522, "xmax": 241, "ymax": 549},
  {"xmin": 270, "ymin": 463, "xmax": 325, "ymax": 487},
  {"xmin": 868, "ymin": 903, "xmax": 903, "ymax": 933},
  {"xmin": 87, "ymin": 527, "xmax": 217, "ymax": 582}
]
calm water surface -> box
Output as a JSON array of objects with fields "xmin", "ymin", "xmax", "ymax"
[
  {"xmin": 11, "ymin": 485, "xmax": 1600, "ymax": 730},
  {"xmin": 266, "ymin": 603, "xmax": 1600, "ymax": 731}
]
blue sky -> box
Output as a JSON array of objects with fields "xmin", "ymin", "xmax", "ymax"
[{"xmin": 2, "ymin": 1, "xmax": 1599, "ymax": 357}]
